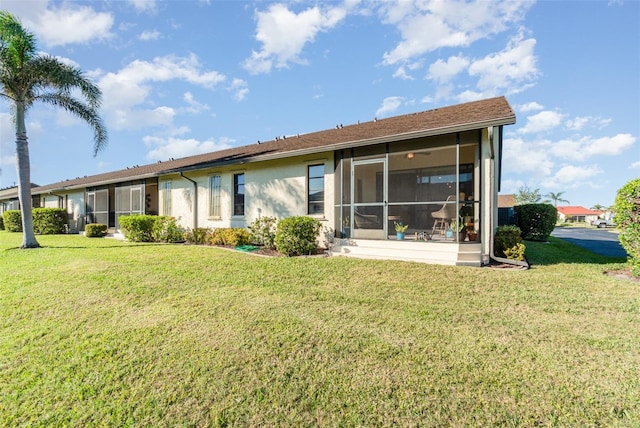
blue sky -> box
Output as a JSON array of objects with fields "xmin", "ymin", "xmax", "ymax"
[{"xmin": 0, "ymin": 0, "xmax": 638, "ymax": 209}]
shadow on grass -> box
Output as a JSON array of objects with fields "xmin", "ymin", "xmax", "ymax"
[
  {"xmin": 1, "ymin": 242, "xmax": 168, "ymax": 252},
  {"xmin": 526, "ymin": 237, "xmax": 627, "ymax": 266}
]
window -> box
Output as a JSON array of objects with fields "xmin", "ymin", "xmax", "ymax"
[
  {"xmin": 308, "ymin": 164, "xmax": 324, "ymax": 215},
  {"xmin": 163, "ymin": 180, "xmax": 172, "ymax": 216},
  {"xmin": 233, "ymin": 173, "xmax": 244, "ymax": 216},
  {"xmin": 209, "ymin": 175, "xmax": 221, "ymax": 218}
]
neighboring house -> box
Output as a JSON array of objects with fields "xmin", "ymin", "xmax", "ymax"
[
  {"xmin": 0, "ymin": 96, "xmax": 516, "ymax": 266},
  {"xmin": 556, "ymin": 206, "xmax": 600, "ymax": 223}
]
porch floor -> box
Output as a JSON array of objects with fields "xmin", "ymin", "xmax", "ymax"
[{"xmin": 332, "ymin": 238, "xmax": 484, "ymax": 266}]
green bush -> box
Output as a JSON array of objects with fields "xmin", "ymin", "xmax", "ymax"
[
  {"xmin": 275, "ymin": 216, "xmax": 321, "ymax": 257},
  {"xmin": 184, "ymin": 227, "xmax": 212, "ymax": 245},
  {"xmin": 494, "ymin": 225, "xmax": 525, "ymax": 259},
  {"xmin": 210, "ymin": 228, "xmax": 251, "ymax": 247},
  {"xmin": 152, "ymin": 216, "xmax": 184, "ymax": 243},
  {"xmin": 614, "ymin": 178, "xmax": 640, "ymax": 276},
  {"xmin": 248, "ymin": 216, "xmax": 277, "ymax": 249},
  {"xmin": 0, "ymin": 215, "xmax": 4, "ymax": 230},
  {"xmin": 3, "ymin": 210, "xmax": 22, "ymax": 232},
  {"xmin": 33, "ymin": 208, "xmax": 68, "ymax": 234},
  {"xmin": 515, "ymin": 203, "xmax": 557, "ymax": 241},
  {"xmin": 118, "ymin": 215, "xmax": 156, "ymax": 242},
  {"xmin": 85, "ymin": 223, "xmax": 108, "ymax": 237}
]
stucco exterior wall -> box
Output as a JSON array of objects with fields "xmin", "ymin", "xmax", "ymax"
[
  {"xmin": 66, "ymin": 191, "xmax": 86, "ymax": 220},
  {"xmin": 41, "ymin": 195, "xmax": 61, "ymax": 208},
  {"xmin": 158, "ymin": 152, "xmax": 335, "ymax": 234}
]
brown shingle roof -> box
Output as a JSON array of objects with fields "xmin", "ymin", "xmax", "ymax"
[
  {"xmin": 28, "ymin": 96, "xmax": 514, "ymax": 196},
  {"xmin": 498, "ymin": 194, "xmax": 517, "ymax": 208}
]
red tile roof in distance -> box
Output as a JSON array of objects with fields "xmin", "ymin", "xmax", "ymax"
[
  {"xmin": 556, "ymin": 206, "xmax": 599, "ymax": 216},
  {"xmin": 28, "ymin": 96, "xmax": 514, "ymax": 195}
]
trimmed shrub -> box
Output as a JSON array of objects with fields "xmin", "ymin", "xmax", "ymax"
[
  {"xmin": 275, "ymin": 216, "xmax": 321, "ymax": 257},
  {"xmin": 33, "ymin": 208, "xmax": 68, "ymax": 234},
  {"xmin": 3, "ymin": 210, "xmax": 22, "ymax": 232},
  {"xmin": 0, "ymin": 215, "xmax": 4, "ymax": 230},
  {"xmin": 184, "ymin": 227, "xmax": 212, "ymax": 245},
  {"xmin": 494, "ymin": 225, "xmax": 525, "ymax": 259},
  {"xmin": 614, "ymin": 178, "xmax": 640, "ymax": 276},
  {"xmin": 515, "ymin": 203, "xmax": 557, "ymax": 241},
  {"xmin": 118, "ymin": 214, "xmax": 156, "ymax": 242},
  {"xmin": 152, "ymin": 216, "xmax": 184, "ymax": 243},
  {"xmin": 85, "ymin": 223, "xmax": 108, "ymax": 237},
  {"xmin": 210, "ymin": 228, "xmax": 251, "ymax": 247},
  {"xmin": 248, "ymin": 216, "xmax": 277, "ymax": 249}
]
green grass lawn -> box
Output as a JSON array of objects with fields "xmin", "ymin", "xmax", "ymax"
[{"xmin": 0, "ymin": 231, "xmax": 638, "ymax": 426}]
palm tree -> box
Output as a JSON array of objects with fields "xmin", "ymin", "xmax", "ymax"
[
  {"xmin": 545, "ymin": 191, "xmax": 569, "ymax": 207},
  {"xmin": 0, "ymin": 11, "xmax": 107, "ymax": 248}
]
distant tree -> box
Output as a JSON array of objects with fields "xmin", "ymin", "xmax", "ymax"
[
  {"xmin": 515, "ymin": 185, "xmax": 543, "ymax": 205},
  {"xmin": 0, "ymin": 11, "xmax": 107, "ymax": 248},
  {"xmin": 591, "ymin": 204, "xmax": 605, "ymax": 211},
  {"xmin": 545, "ymin": 191, "xmax": 569, "ymax": 207}
]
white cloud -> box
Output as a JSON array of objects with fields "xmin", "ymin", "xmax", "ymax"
[
  {"xmin": 631, "ymin": 161, "xmax": 640, "ymax": 169},
  {"xmin": 128, "ymin": 0, "xmax": 158, "ymax": 13},
  {"xmin": 375, "ymin": 96, "xmax": 404, "ymax": 118},
  {"xmin": 183, "ymin": 92, "xmax": 210, "ymax": 114},
  {"xmin": 542, "ymin": 164, "xmax": 603, "ymax": 189},
  {"xmin": 518, "ymin": 110, "xmax": 564, "ymax": 134},
  {"xmin": 427, "ymin": 55, "xmax": 470, "ymax": 83},
  {"xmin": 565, "ymin": 116, "xmax": 612, "ymax": 131},
  {"xmin": 96, "ymin": 54, "xmax": 226, "ymax": 130},
  {"xmin": 112, "ymin": 106, "xmax": 176, "ymax": 131},
  {"xmin": 502, "ymin": 136, "xmax": 554, "ymax": 176},
  {"xmin": 518, "ymin": 102, "xmax": 544, "ymax": 112},
  {"xmin": 139, "ymin": 30, "xmax": 161, "ymax": 41},
  {"xmin": 229, "ymin": 79, "xmax": 249, "ymax": 102},
  {"xmin": 392, "ymin": 66, "xmax": 414, "ymax": 80},
  {"xmin": 244, "ymin": 3, "xmax": 348, "ymax": 74},
  {"xmin": 552, "ymin": 133, "xmax": 636, "ymax": 161},
  {"xmin": 467, "ymin": 33, "xmax": 539, "ymax": 95},
  {"xmin": 143, "ymin": 135, "xmax": 234, "ymax": 161},
  {"xmin": 380, "ymin": 0, "xmax": 533, "ymax": 65},
  {"xmin": 565, "ymin": 116, "xmax": 589, "ymax": 131},
  {"xmin": 33, "ymin": 5, "xmax": 114, "ymax": 47}
]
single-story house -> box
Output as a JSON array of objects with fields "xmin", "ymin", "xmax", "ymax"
[
  {"xmin": 0, "ymin": 96, "xmax": 516, "ymax": 266},
  {"xmin": 556, "ymin": 206, "xmax": 600, "ymax": 223}
]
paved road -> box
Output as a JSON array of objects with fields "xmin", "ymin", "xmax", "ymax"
[{"xmin": 551, "ymin": 227, "xmax": 626, "ymax": 258}]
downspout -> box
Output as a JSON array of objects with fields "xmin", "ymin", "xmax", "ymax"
[
  {"xmin": 179, "ymin": 172, "xmax": 198, "ymax": 229},
  {"xmin": 487, "ymin": 126, "xmax": 529, "ymax": 269}
]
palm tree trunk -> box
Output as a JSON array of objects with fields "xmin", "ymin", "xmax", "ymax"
[{"xmin": 15, "ymin": 102, "xmax": 39, "ymax": 249}]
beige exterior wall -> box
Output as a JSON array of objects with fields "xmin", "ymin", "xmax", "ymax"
[
  {"xmin": 66, "ymin": 191, "xmax": 86, "ymax": 220},
  {"xmin": 41, "ymin": 195, "xmax": 61, "ymax": 208},
  {"xmin": 158, "ymin": 152, "xmax": 335, "ymax": 236}
]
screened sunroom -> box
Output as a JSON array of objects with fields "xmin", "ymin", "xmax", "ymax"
[{"xmin": 334, "ymin": 130, "xmax": 482, "ymax": 243}]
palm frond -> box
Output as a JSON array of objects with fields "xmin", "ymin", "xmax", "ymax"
[
  {"xmin": 29, "ymin": 56, "xmax": 103, "ymax": 108},
  {"xmin": 0, "ymin": 11, "xmax": 36, "ymax": 69},
  {"xmin": 37, "ymin": 93, "xmax": 108, "ymax": 156}
]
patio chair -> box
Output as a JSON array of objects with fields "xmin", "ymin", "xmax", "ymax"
[{"xmin": 431, "ymin": 195, "xmax": 458, "ymax": 235}]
